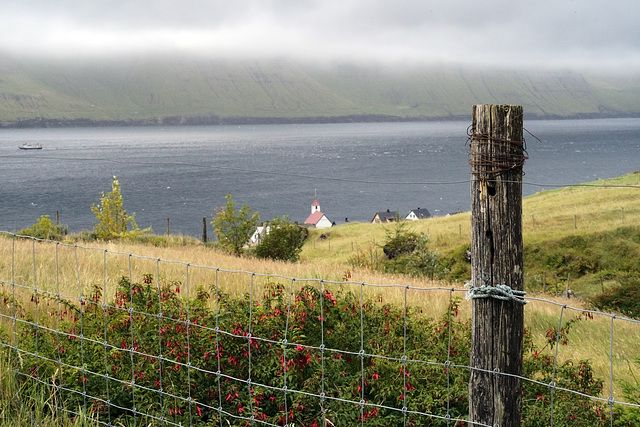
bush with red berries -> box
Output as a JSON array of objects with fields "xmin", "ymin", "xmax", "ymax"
[{"xmin": 3, "ymin": 274, "xmax": 619, "ymax": 426}]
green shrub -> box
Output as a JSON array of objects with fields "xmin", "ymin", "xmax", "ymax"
[
  {"xmin": 614, "ymin": 358, "xmax": 640, "ymax": 426},
  {"xmin": 211, "ymin": 194, "xmax": 259, "ymax": 256},
  {"xmin": 18, "ymin": 215, "xmax": 68, "ymax": 241},
  {"xmin": 521, "ymin": 312, "xmax": 607, "ymax": 426},
  {"xmin": 590, "ymin": 279, "xmax": 640, "ymax": 319},
  {"xmin": 381, "ymin": 219, "xmax": 418, "ymax": 260},
  {"xmin": 3, "ymin": 276, "xmax": 615, "ymax": 426},
  {"xmin": 524, "ymin": 226, "xmax": 640, "ymax": 285},
  {"xmin": 253, "ymin": 216, "xmax": 308, "ymax": 262},
  {"xmin": 91, "ymin": 176, "xmax": 150, "ymax": 240},
  {"xmin": 438, "ymin": 244, "xmax": 472, "ymax": 283},
  {"xmin": 351, "ymin": 220, "xmax": 441, "ymax": 279}
]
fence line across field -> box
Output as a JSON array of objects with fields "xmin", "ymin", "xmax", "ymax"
[{"xmin": 1, "ymin": 232, "xmax": 639, "ymax": 426}]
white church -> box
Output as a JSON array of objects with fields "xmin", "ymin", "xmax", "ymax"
[{"xmin": 303, "ymin": 198, "xmax": 333, "ymax": 229}]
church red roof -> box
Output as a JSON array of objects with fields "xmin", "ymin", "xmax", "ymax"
[{"xmin": 304, "ymin": 211, "xmax": 325, "ymax": 225}]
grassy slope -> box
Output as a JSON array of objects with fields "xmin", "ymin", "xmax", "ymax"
[
  {"xmin": 300, "ymin": 171, "xmax": 640, "ymax": 398},
  {"xmin": 584, "ymin": 71, "xmax": 640, "ymax": 114},
  {"xmin": 2, "ymin": 171, "xmax": 640, "ymax": 412},
  {"xmin": 0, "ymin": 56, "xmax": 366, "ymax": 122},
  {"xmin": 305, "ymin": 64, "xmax": 610, "ymax": 118},
  {"xmin": 2, "ymin": 54, "xmax": 640, "ymax": 124},
  {"xmin": 300, "ymin": 171, "xmax": 640, "ymax": 296}
]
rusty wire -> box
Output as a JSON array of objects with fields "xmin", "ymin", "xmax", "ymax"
[{"xmin": 467, "ymin": 125, "xmax": 530, "ymax": 177}]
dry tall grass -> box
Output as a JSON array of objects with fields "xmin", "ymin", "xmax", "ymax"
[
  {"xmin": 0, "ymin": 234, "xmax": 453, "ymax": 320},
  {"xmin": 2, "ymin": 231, "xmax": 639, "ymax": 400},
  {"xmin": 1, "ymin": 171, "xmax": 640, "ymax": 414}
]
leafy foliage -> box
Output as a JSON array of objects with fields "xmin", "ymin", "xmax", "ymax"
[
  {"xmin": 90, "ymin": 176, "xmax": 150, "ymax": 240},
  {"xmin": 18, "ymin": 215, "xmax": 68, "ymax": 241},
  {"xmin": 351, "ymin": 220, "xmax": 440, "ymax": 278},
  {"xmin": 2, "ymin": 274, "xmax": 626, "ymax": 426},
  {"xmin": 437, "ymin": 244, "xmax": 472, "ymax": 282},
  {"xmin": 253, "ymin": 216, "xmax": 308, "ymax": 262},
  {"xmin": 381, "ymin": 219, "xmax": 419, "ymax": 260},
  {"xmin": 525, "ymin": 226, "xmax": 640, "ymax": 287},
  {"xmin": 615, "ymin": 358, "xmax": 640, "ymax": 426},
  {"xmin": 590, "ymin": 280, "xmax": 640, "ymax": 319},
  {"xmin": 211, "ymin": 194, "xmax": 259, "ymax": 256},
  {"xmin": 521, "ymin": 312, "xmax": 608, "ymax": 426}
]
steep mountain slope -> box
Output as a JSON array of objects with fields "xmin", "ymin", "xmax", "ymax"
[
  {"xmin": 304, "ymin": 64, "xmax": 613, "ymax": 118},
  {"xmin": 0, "ymin": 54, "xmax": 638, "ymax": 127}
]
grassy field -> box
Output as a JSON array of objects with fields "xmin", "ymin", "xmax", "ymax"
[
  {"xmin": 1, "ymin": 171, "xmax": 639, "ymax": 424},
  {"xmin": 301, "ymin": 171, "xmax": 640, "ymax": 296}
]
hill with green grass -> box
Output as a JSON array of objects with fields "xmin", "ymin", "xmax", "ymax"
[
  {"xmin": 300, "ymin": 171, "xmax": 640, "ymax": 313},
  {"xmin": 1, "ymin": 54, "xmax": 639, "ymax": 127}
]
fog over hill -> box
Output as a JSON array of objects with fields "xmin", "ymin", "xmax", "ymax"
[{"xmin": 1, "ymin": 55, "xmax": 639, "ymax": 127}]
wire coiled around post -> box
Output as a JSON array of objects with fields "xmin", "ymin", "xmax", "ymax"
[{"xmin": 465, "ymin": 281, "xmax": 527, "ymax": 305}]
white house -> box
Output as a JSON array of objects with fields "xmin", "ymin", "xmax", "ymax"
[
  {"xmin": 249, "ymin": 224, "xmax": 270, "ymax": 245},
  {"xmin": 304, "ymin": 198, "xmax": 333, "ymax": 229},
  {"xmin": 405, "ymin": 208, "xmax": 432, "ymax": 221}
]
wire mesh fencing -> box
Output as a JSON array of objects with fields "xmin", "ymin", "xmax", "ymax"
[{"xmin": 0, "ymin": 231, "xmax": 639, "ymax": 426}]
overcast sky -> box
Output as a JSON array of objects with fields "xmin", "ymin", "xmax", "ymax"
[{"xmin": 2, "ymin": 0, "xmax": 639, "ymax": 70}]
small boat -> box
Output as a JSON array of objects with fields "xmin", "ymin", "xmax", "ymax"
[{"xmin": 18, "ymin": 143, "xmax": 43, "ymax": 150}]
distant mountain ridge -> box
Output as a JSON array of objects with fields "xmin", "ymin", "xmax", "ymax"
[{"xmin": 1, "ymin": 55, "xmax": 639, "ymax": 127}]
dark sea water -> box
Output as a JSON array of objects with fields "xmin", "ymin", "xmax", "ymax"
[{"xmin": 1, "ymin": 119, "xmax": 639, "ymax": 237}]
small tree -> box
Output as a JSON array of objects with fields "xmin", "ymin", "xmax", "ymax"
[
  {"xmin": 382, "ymin": 217, "xmax": 419, "ymax": 260},
  {"xmin": 211, "ymin": 194, "xmax": 259, "ymax": 256},
  {"xmin": 405, "ymin": 233, "xmax": 439, "ymax": 278},
  {"xmin": 91, "ymin": 176, "xmax": 150, "ymax": 240},
  {"xmin": 19, "ymin": 215, "xmax": 68, "ymax": 241},
  {"xmin": 381, "ymin": 218, "xmax": 439, "ymax": 277},
  {"xmin": 254, "ymin": 216, "xmax": 308, "ymax": 262}
]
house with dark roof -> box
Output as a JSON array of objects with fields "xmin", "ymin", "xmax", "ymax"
[
  {"xmin": 304, "ymin": 198, "xmax": 333, "ymax": 229},
  {"xmin": 371, "ymin": 209, "xmax": 398, "ymax": 224},
  {"xmin": 405, "ymin": 208, "xmax": 431, "ymax": 221}
]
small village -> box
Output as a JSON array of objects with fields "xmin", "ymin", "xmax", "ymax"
[
  {"xmin": 251, "ymin": 197, "xmax": 433, "ymax": 244},
  {"xmin": 303, "ymin": 197, "xmax": 432, "ymax": 229}
]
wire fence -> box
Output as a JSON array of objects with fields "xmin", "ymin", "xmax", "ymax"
[{"xmin": 1, "ymin": 231, "xmax": 639, "ymax": 426}]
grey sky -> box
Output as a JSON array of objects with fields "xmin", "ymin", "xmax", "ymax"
[{"xmin": 2, "ymin": 0, "xmax": 639, "ymax": 70}]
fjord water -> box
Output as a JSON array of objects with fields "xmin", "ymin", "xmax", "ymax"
[{"xmin": 1, "ymin": 119, "xmax": 639, "ymax": 237}]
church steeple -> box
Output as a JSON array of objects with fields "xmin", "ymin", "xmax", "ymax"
[
  {"xmin": 311, "ymin": 197, "xmax": 320, "ymax": 214},
  {"xmin": 311, "ymin": 189, "xmax": 320, "ymax": 214}
]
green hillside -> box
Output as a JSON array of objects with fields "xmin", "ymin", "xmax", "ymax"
[{"xmin": 1, "ymin": 54, "xmax": 639, "ymax": 126}]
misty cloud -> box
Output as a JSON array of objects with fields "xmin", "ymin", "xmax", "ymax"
[{"xmin": 2, "ymin": 0, "xmax": 639, "ymax": 70}]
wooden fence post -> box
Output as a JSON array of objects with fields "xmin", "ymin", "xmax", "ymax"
[
  {"xmin": 468, "ymin": 104, "xmax": 526, "ymax": 426},
  {"xmin": 166, "ymin": 218, "xmax": 170, "ymax": 235},
  {"xmin": 202, "ymin": 217, "xmax": 208, "ymax": 243}
]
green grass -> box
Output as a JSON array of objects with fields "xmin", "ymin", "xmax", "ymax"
[
  {"xmin": 298, "ymin": 171, "xmax": 640, "ymax": 299},
  {"xmin": 2, "ymin": 55, "xmax": 640, "ymax": 125},
  {"xmin": 0, "ymin": 349, "xmax": 101, "ymax": 426},
  {"xmin": 2, "ymin": 171, "xmax": 640, "ymax": 423}
]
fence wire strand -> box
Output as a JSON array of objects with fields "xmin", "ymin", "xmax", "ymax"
[{"xmin": 1, "ymin": 232, "xmax": 639, "ymax": 427}]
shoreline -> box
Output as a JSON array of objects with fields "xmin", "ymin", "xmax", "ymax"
[{"xmin": 3, "ymin": 112, "xmax": 640, "ymax": 129}]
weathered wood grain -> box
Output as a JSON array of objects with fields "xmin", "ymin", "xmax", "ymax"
[{"xmin": 469, "ymin": 104, "xmax": 525, "ymax": 426}]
